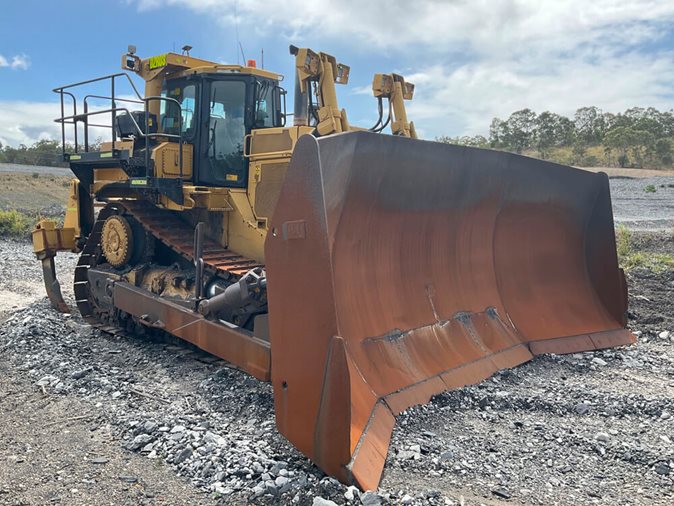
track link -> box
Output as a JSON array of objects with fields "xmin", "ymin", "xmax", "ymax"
[
  {"xmin": 74, "ymin": 206, "xmax": 114, "ymax": 323},
  {"xmin": 74, "ymin": 200, "xmax": 264, "ymax": 328},
  {"xmin": 123, "ymin": 200, "xmax": 264, "ymax": 277}
]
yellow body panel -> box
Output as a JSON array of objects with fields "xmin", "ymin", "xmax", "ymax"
[
  {"xmin": 152, "ymin": 142, "xmax": 193, "ymax": 178},
  {"xmin": 92, "ymin": 168, "xmax": 129, "ymax": 194},
  {"xmin": 100, "ymin": 139, "xmax": 134, "ymax": 153},
  {"xmin": 159, "ymin": 186, "xmax": 232, "ymax": 211},
  {"xmin": 223, "ymin": 126, "xmax": 313, "ymax": 261},
  {"xmin": 32, "ymin": 179, "xmax": 81, "ymax": 255},
  {"xmin": 227, "ymin": 190, "xmax": 266, "ymax": 261}
]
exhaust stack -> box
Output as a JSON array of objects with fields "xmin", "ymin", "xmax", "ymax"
[{"xmin": 290, "ymin": 45, "xmax": 308, "ymax": 126}]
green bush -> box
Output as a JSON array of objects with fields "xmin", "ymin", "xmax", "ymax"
[
  {"xmin": 644, "ymin": 184, "xmax": 657, "ymax": 193},
  {"xmin": 0, "ymin": 210, "xmax": 34, "ymax": 238}
]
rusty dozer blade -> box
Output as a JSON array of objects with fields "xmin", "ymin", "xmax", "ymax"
[{"xmin": 265, "ymin": 131, "xmax": 635, "ymax": 490}]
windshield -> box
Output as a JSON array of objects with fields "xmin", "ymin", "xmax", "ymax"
[
  {"xmin": 207, "ymin": 80, "xmax": 247, "ymax": 186},
  {"xmin": 159, "ymin": 81, "xmax": 197, "ymax": 138}
]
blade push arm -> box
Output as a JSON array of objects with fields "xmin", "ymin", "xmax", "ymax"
[
  {"xmin": 289, "ymin": 46, "xmax": 417, "ymax": 139},
  {"xmin": 290, "ymin": 46, "xmax": 351, "ymax": 135},
  {"xmin": 372, "ymin": 73, "xmax": 417, "ymax": 138}
]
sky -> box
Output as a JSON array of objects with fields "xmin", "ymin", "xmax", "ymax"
[{"xmin": 2, "ymin": 0, "xmax": 674, "ymax": 147}]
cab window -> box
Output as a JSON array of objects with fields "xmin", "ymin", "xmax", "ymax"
[
  {"xmin": 254, "ymin": 80, "xmax": 275, "ymax": 128},
  {"xmin": 160, "ymin": 82, "xmax": 197, "ymax": 138}
]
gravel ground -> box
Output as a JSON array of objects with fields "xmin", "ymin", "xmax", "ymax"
[
  {"xmin": 0, "ymin": 364, "xmax": 213, "ymax": 506},
  {"xmin": 0, "ymin": 198, "xmax": 673, "ymax": 504},
  {"xmin": 0, "ymin": 163, "xmax": 71, "ymax": 177},
  {"xmin": 610, "ymin": 176, "xmax": 674, "ymax": 230}
]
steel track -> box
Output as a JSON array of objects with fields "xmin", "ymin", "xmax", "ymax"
[{"xmin": 73, "ymin": 200, "xmax": 263, "ymax": 329}]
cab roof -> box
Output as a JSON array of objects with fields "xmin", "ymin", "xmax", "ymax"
[{"xmin": 127, "ymin": 51, "xmax": 283, "ymax": 82}]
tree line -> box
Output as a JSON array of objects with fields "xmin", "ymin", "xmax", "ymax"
[
  {"xmin": 4, "ymin": 108, "xmax": 674, "ymax": 169},
  {"xmin": 0, "ymin": 139, "xmax": 70, "ymax": 167},
  {"xmin": 439, "ymin": 106, "xmax": 674, "ymax": 168},
  {"xmin": 0, "ymin": 139, "xmax": 102, "ymax": 168}
]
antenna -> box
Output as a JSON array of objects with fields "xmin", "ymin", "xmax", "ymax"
[
  {"xmin": 261, "ymin": 48, "xmax": 264, "ymax": 69},
  {"xmin": 234, "ymin": 0, "xmax": 243, "ymax": 65}
]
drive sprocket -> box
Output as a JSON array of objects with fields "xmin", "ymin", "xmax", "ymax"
[{"xmin": 101, "ymin": 214, "xmax": 133, "ymax": 267}]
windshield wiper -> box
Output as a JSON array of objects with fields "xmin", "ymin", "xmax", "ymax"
[{"xmin": 209, "ymin": 119, "xmax": 217, "ymax": 159}]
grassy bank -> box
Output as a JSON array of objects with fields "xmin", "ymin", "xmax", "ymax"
[
  {"xmin": 0, "ymin": 171, "xmax": 70, "ymax": 239},
  {"xmin": 0, "ymin": 173, "xmax": 71, "ymax": 213},
  {"xmin": 616, "ymin": 225, "xmax": 674, "ymax": 273}
]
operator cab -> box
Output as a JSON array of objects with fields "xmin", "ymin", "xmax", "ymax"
[{"xmin": 159, "ymin": 74, "xmax": 284, "ymax": 188}]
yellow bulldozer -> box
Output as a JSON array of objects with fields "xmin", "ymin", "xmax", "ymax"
[{"xmin": 32, "ymin": 45, "xmax": 634, "ymax": 491}]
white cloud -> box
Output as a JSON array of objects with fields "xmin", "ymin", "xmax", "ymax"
[
  {"xmin": 0, "ymin": 59, "xmax": 145, "ymax": 147},
  {"xmin": 0, "ymin": 53, "xmax": 30, "ymax": 70},
  {"xmin": 10, "ymin": 55, "xmax": 30, "ymax": 70},
  {"xmin": 0, "ymin": 101, "xmax": 112, "ymax": 148},
  {"xmin": 0, "ymin": 101, "xmax": 60, "ymax": 147},
  {"xmin": 407, "ymin": 50, "xmax": 674, "ymax": 137},
  {"xmin": 132, "ymin": 0, "xmax": 674, "ymax": 52},
  {"xmin": 127, "ymin": 1, "xmax": 674, "ymax": 137},
  {"xmin": 350, "ymin": 85, "xmax": 372, "ymax": 96}
]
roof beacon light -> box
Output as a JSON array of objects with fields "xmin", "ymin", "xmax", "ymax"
[{"xmin": 247, "ymin": 59, "xmax": 257, "ymax": 68}]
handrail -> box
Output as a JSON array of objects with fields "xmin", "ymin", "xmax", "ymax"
[
  {"xmin": 53, "ymin": 72, "xmax": 185, "ymax": 179},
  {"xmin": 82, "ymin": 94, "xmax": 145, "ymax": 151},
  {"xmin": 83, "ymin": 94, "xmax": 144, "ymax": 106},
  {"xmin": 144, "ymin": 96, "xmax": 184, "ymax": 179},
  {"xmin": 59, "ymin": 91, "xmax": 77, "ymax": 156},
  {"xmin": 60, "ymin": 105, "xmax": 184, "ymax": 178},
  {"xmin": 60, "ymin": 107, "xmax": 141, "ymax": 133},
  {"xmin": 53, "ymin": 73, "xmax": 143, "ymax": 100}
]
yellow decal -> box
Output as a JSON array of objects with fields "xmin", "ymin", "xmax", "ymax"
[
  {"xmin": 149, "ymin": 54, "xmax": 167, "ymax": 70},
  {"xmin": 70, "ymin": 155, "xmax": 81, "ymax": 160},
  {"xmin": 100, "ymin": 152, "xmax": 113, "ymax": 158},
  {"xmin": 130, "ymin": 179, "xmax": 148, "ymax": 186},
  {"xmin": 226, "ymin": 174, "xmax": 238, "ymax": 181}
]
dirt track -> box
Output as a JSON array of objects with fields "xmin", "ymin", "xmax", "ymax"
[{"xmin": 0, "ymin": 368, "xmax": 213, "ymax": 505}]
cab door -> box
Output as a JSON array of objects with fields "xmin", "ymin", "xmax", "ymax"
[{"xmin": 196, "ymin": 77, "xmax": 251, "ymax": 188}]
